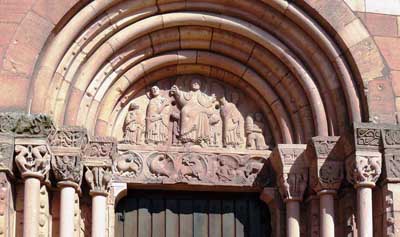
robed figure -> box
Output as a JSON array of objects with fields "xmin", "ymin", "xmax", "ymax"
[
  {"xmin": 170, "ymin": 78, "xmax": 217, "ymax": 146},
  {"xmin": 123, "ymin": 103, "xmax": 144, "ymax": 144},
  {"xmin": 146, "ymin": 86, "xmax": 170, "ymax": 144},
  {"xmin": 220, "ymin": 96, "xmax": 244, "ymax": 148}
]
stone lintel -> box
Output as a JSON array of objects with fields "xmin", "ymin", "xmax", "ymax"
[
  {"xmin": 271, "ymin": 144, "xmax": 308, "ymax": 202},
  {"xmin": 306, "ymin": 136, "xmax": 343, "ymax": 193}
]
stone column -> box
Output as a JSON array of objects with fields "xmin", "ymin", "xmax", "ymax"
[
  {"xmin": 271, "ymin": 144, "xmax": 308, "ymax": 237},
  {"xmin": 14, "ymin": 138, "xmax": 51, "ymax": 237},
  {"xmin": 306, "ymin": 136, "xmax": 343, "ymax": 237},
  {"xmin": 49, "ymin": 127, "xmax": 87, "ymax": 237},
  {"xmin": 85, "ymin": 167, "xmax": 112, "ymax": 237},
  {"xmin": 346, "ymin": 151, "xmax": 382, "ymax": 237},
  {"xmin": 82, "ymin": 136, "xmax": 117, "ymax": 237}
]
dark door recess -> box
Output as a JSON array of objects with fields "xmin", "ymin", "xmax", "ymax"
[{"xmin": 115, "ymin": 190, "xmax": 271, "ymax": 237}]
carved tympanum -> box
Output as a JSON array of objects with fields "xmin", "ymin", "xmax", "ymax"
[
  {"xmin": 346, "ymin": 152, "xmax": 382, "ymax": 187},
  {"xmin": 15, "ymin": 144, "xmax": 51, "ymax": 179},
  {"xmin": 119, "ymin": 75, "xmax": 271, "ymax": 150},
  {"xmin": 85, "ymin": 167, "xmax": 112, "ymax": 195}
]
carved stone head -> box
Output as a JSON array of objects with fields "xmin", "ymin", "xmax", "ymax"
[
  {"xmin": 150, "ymin": 86, "xmax": 160, "ymax": 97},
  {"xmin": 191, "ymin": 78, "xmax": 202, "ymax": 91}
]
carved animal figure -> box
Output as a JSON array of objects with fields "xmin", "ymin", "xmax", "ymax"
[
  {"xmin": 179, "ymin": 156, "xmax": 204, "ymax": 181},
  {"xmin": 149, "ymin": 154, "xmax": 175, "ymax": 178}
]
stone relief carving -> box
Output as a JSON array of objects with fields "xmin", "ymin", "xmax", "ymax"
[
  {"xmin": 278, "ymin": 172, "xmax": 308, "ymax": 201},
  {"xmin": 15, "ymin": 144, "xmax": 51, "ymax": 178},
  {"xmin": 113, "ymin": 151, "xmax": 143, "ymax": 178},
  {"xmin": 146, "ymin": 86, "xmax": 170, "ymax": 145},
  {"xmin": 51, "ymin": 155, "xmax": 83, "ymax": 184},
  {"xmin": 119, "ymin": 75, "xmax": 271, "ymax": 150},
  {"xmin": 123, "ymin": 103, "xmax": 144, "ymax": 145},
  {"xmin": 0, "ymin": 112, "xmax": 54, "ymax": 136},
  {"xmin": 113, "ymin": 148, "xmax": 270, "ymax": 187},
  {"xmin": 85, "ymin": 167, "xmax": 112, "ymax": 194},
  {"xmin": 346, "ymin": 152, "xmax": 382, "ymax": 186},
  {"xmin": 356, "ymin": 127, "xmax": 381, "ymax": 147},
  {"xmin": 83, "ymin": 136, "xmax": 116, "ymax": 166},
  {"xmin": 245, "ymin": 113, "xmax": 268, "ymax": 150},
  {"xmin": 48, "ymin": 127, "xmax": 87, "ymax": 148},
  {"xmin": 383, "ymin": 129, "xmax": 400, "ymax": 146}
]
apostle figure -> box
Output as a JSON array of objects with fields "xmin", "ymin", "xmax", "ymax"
[
  {"xmin": 220, "ymin": 94, "xmax": 244, "ymax": 148},
  {"xmin": 146, "ymin": 86, "xmax": 170, "ymax": 145},
  {"xmin": 170, "ymin": 77, "xmax": 217, "ymax": 147},
  {"xmin": 123, "ymin": 103, "xmax": 144, "ymax": 144},
  {"xmin": 245, "ymin": 113, "xmax": 268, "ymax": 150}
]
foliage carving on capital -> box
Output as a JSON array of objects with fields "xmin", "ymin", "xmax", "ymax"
[
  {"xmin": 15, "ymin": 142, "xmax": 51, "ymax": 179},
  {"xmin": 345, "ymin": 151, "xmax": 382, "ymax": 187},
  {"xmin": 0, "ymin": 112, "xmax": 54, "ymax": 136},
  {"xmin": 51, "ymin": 155, "xmax": 83, "ymax": 184},
  {"xmin": 85, "ymin": 167, "xmax": 112, "ymax": 195}
]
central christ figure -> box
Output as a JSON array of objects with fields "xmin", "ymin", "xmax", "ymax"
[{"xmin": 170, "ymin": 77, "xmax": 217, "ymax": 147}]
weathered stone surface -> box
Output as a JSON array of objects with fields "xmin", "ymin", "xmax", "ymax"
[
  {"xmin": 83, "ymin": 136, "xmax": 117, "ymax": 167},
  {"xmin": 0, "ymin": 112, "xmax": 54, "ymax": 136}
]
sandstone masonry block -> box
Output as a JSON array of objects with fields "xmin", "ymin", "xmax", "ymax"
[
  {"xmin": 375, "ymin": 37, "xmax": 400, "ymax": 70},
  {"xmin": 364, "ymin": 13, "xmax": 398, "ymax": 37}
]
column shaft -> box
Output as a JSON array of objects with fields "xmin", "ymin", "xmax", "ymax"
[
  {"xmin": 60, "ymin": 186, "xmax": 76, "ymax": 237},
  {"xmin": 23, "ymin": 177, "xmax": 41, "ymax": 237},
  {"xmin": 320, "ymin": 194, "xmax": 335, "ymax": 237},
  {"xmin": 92, "ymin": 195, "xmax": 107, "ymax": 237},
  {"xmin": 286, "ymin": 201, "xmax": 300, "ymax": 237},
  {"xmin": 357, "ymin": 187, "xmax": 373, "ymax": 237}
]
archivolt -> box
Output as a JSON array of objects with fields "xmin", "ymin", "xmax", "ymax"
[{"xmin": 29, "ymin": 0, "xmax": 365, "ymax": 144}]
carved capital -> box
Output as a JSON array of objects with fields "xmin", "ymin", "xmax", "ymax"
[
  {"xmin": 345, "ymin": 151, "xmax": 382, "ymax": 188},
  {"xmin": 381, "ymin": 127, "xmax": 400, "ymax": 183},
  {"xmin": 307, "ymin": 136, "xmax": 343, "ymax": 193},
  {"xmin": 48, "ymin": 126, "xmax": 88, "ymax": 149},
  {"xmin": 85, "ymin": 167, "xmax": 112, "ymax": 196},
  {"xmin": 52, "ymin": 155, "xmax": 83, "ymax": 185},
  {"xmin": 14, "ymin": 138, "xmax": 51, "ymax": 180},
  {"xmin": 0, "ymin": 112, "xmax": 54, "ymax": 136},
  {"xmin": 83, "ymin": 136, "xmax": 116, "ymax": 167},
  {"xmin": 0, "ymin": 134, "xmax": 14, "ymax": 176},
  {"xmin": 271, "ymin": 144, "xmax": 308, "ymax": 201}
]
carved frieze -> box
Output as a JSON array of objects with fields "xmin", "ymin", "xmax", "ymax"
[
  {"xmin": 0, "ymin": 134, "xmax": 14, "ymax": 175},
  {"xmin": 119, "ymin": 75, "xmax": 271, "ymax": 150},
  {"xmin": 85, "ymin": 167, "xmax": 112, "ymax": 195},
  {"xmin": 14, "ymin": 139, "xmax": 51, "ymax": 179},
  {"xmin": 113, "ymin": 145, "xmax": 270, "ymax": 188},
  {"xmin": 0, "ymin": 112, "xmax": 54, "ymax": 136},
  {"xmin": 83, "ymin": 136, "xmax": 116, "ymax": 167},
  {"xmin": 345, "ymin": 151, "xmax": 382, "ymax": 187},
  {"xmin": 48, "ymin": 126, "xmax": 87, "ymax": 149}
]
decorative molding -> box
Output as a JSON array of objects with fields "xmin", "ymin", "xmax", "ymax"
[
  {"xmin": 307, "ymin": 136, "xmax": 343, "ymax": 193},
  {"xmin": 85, "ymin": 167, "xmax": 112, "ymax": 196},
  {"xmin": 0, "ymin": 112, "xmax": 54, "ymax": 136},
  {"xmin": 14, "ymin": 138, "xmax": 51, "ymax": 180},
  {"xmin": 270, "ymin": 144, "xmax": 308, "ymax": 201},
  {"xmin": 345, "ymin": 151, "xmax": 382, "ymax": 188}
]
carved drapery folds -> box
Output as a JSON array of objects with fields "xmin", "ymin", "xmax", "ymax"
[
  {"xmin": 121, "ymin": 75, "xmax": 271, "ymax": 150},
  {"xmin": 307, "ymin": 136, "xmax": 343, "ymax": 193},
  {"xmin": 49, "ymin": 127, "xmax": 87, "ymax": 187},
  {"xmin": 271, "ymin": 144, "xmax": 308, "ymax": 201},
  {"xmin": 85, "ymin": 167, "xmax": 112, "ymax": 196}
]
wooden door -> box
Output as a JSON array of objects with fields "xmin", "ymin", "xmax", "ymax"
[{"xmin": 115, "ymin": 190, "xmax": 271, "ymax": 237}]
